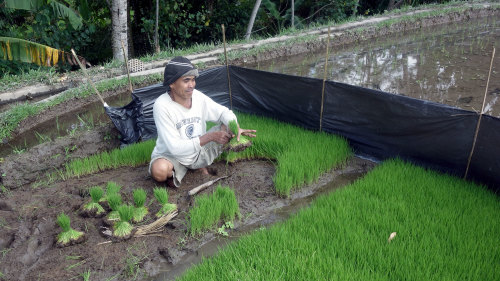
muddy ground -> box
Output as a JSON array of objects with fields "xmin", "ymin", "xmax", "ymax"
[
  {"xmin": 0, "ymin": 123, "xmax": 374, "ymax": 280},
  {"xmin": 1, "ymin": 5, "xmax": 498, "ymax": 281}
]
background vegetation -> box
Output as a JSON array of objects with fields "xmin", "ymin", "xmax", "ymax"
[{"xmin": 0, "ymin": 0, "xmax": 465, "ymax": 77}]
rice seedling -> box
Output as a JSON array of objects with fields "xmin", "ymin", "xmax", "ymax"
[
  {"xmin": 188, "ymin": 185, "xmax": 239, "ymax": 236},
  {"xmin": 132, "ymin": 188, "xmax": 148, "ymax": 223},
  {"xmin": 226, "ymin": 120, "xmax": 251, "ymax": 151},
  {"xmin": 56, "ymin": 213, "xmax": 84, "ymax": 246},
  {"xmin": 82, "ymin": 186, "xmax": 105, "ymax": 215},
  {"xmin": 178, "ymin": 159, "xmax": 500, "ymax": 281},
  {"xmin": 106, "ymin": 193, "xmax": 123, "ymax": 221},
  {"xmin": 113, "ymin": 204, "xmax": 135, "ymax": 238},
  {"xmin": 153, "ymin": 187, "xmax": 176, "ymax": 218},
  {"xmin": 101, "ymin": 181, "xmax": 122, "ymax": 204}
]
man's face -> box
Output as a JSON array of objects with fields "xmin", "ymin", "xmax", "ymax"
[{"xmin": 170, "ymin": 76, "xmax": 196, "ymax": 100}]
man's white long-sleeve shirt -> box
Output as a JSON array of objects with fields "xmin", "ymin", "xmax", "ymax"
[{"xmin": 151, "ymin": 89, "xmax": 237, "ymax": 165}]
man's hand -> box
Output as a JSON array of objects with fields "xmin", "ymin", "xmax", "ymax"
[
  {"xmin": 212, "ymin": 130, "xmax": 233, "ymax": 144},
  {"xmin": 237, "ymin": 128, "xmax": 257, "ymax": 141},
  {"xmin": 199, "ymin": 130, "xmax": 232, "ymax": 146}
]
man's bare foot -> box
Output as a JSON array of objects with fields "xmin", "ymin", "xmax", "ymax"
[
  {"xmin": 197, "ymin": 167, "xmax": 210, "ymax": 175},
  {"xmin": 196, "ymin": 167, "xmax": 217, "ymax": 176}
]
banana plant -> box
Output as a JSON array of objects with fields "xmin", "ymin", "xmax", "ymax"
[{"xmin": 0, "ymin": 37, "xmax": 89, "ymax": 67}]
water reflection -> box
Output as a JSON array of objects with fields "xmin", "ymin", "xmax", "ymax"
[{"xmin": 251, "ymin": 16, "xmax": 500, "ymax": 116}]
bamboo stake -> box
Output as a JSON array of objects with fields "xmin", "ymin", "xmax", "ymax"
[
  {"xmin": 464, "ymin": 47, "xmax": 495, "ymax": 179},
  {"xmin": 71, "ymin": 49, "xmax": 107, "ymax": 106},
  {"xmin": 222, "ymin": 24, "xmax": 233, "ymax": 110},
  {"xmin": 319, "ymin": 27, "xmax": 331, "ymax": 131},
  {"xmin": 120, "ymin": 40, "xmax": 133, "ymax": 93},
  {"xmin": 188, "ymin": 175, "xmax": 228, "ymax": 196}
]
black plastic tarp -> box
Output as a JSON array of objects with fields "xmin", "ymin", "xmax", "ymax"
[{"xmin": 107, "ymin": 65, "xmax": 500, "ymax": 193}]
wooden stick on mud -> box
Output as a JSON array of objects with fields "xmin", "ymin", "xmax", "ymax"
[
  {"xmin": 120, "ymin": 40, "xmax": 133, "ymax": 93},
  {"xmin": 188, "ymin": 175, "xmax": 229, "ymax": 196},
  {"xmin": 464, "ymin": 47, "xmax": 495, "ymax": 180},
  {"xmin": 222, "ymin": 24, "xmax": 233, "ymax": 110},
  {"xmin": 71, "ymin": 49, "xmax": 107, "ymax": 106},
  {"xmin": 319, "ymin": 26, "xmax": 331, "ymax": 132}
]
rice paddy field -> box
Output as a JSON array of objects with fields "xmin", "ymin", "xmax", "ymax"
[{"xmin": 177, "ymin": 159, "xmax": 500, "ymax": 281}]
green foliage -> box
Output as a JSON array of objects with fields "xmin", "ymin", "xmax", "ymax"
[
  {"xmin": 153, "ymin": 187, "xmax": 168, "ymax": 205},
  {"xmin": 179, "ymin": 159, "xmax": 500, "ymax": 281},
  {"xmin": 228, "ymin": 120, "xmax": 239, "ymax": 135},
  {"xmin": 106, "ymin": 193, "xmax": 122, "ymax": 221},
  {"xmin": 56, "ymin": 213, "xmax": 71, "ymax": 232},
  {"xmin": 153, "ymin": 187, "xmax": 176, "ymax": 217},
  {"xmin": 107, "ymin": 193, "xmax": 122, "ymax": 211},
  {"xmin": 104, "ymin": 181, "xmax": 122, "ymax": 198},
  {"xmin": 132, "ymin": 188, "xmax": 148, "ymax": 223},
  {"xmin": 56, "ymin": 213, "xmax": 84, "ymax": 245},
  {"xmin": 65, "ymin": 139, "xmax": 156, "ymax": 178},
  {"xmin": 89, "ymin": 186, "xmax": 103, "ymax": 203},
  {"xmin": 84, "ymin": 185, "xmax": 105, "ymax": 214},
  {"xmin": 221, "ymin": 113, "xmax": 352, "ymax": 196},
  {"xmin": 114, "ymin": 204, "xmax": 134, "ymax": 237},
  {"xmin": 133, "ymin": 188, "xmax": 147, "ymax": 208},
  {"xmin": 188, "ymin": 185, "xmax": 239, "ymax": 236}
]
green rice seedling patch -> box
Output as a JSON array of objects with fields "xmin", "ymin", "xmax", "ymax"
[
  {"xmin": 188, "ymin": 185, "xmax": 239, "ymax": 237},
  {"xmin": 178, "ymin": 159, "xmax": 500, "ymax": 281},
  {"xmin": 105, "ymin": 193, "xmax": 123, "ymax": 222},
  {"xmin": 222, "ymin": 113, "xmax": 352, "ymax": 196},
  {"xmin": 56, "ymin": 213, "xmax": 85, "ymax": 247},
  {"xmin": 113, "ymin": 204, "xmax": 135, "ymax": 238},
  {"xmin": 80, "ymin": 186, "xmax": 106, "ymax": 217},
  {"xmin": 132, "ymin": 188, "xmax": 148, "ymax": 223},
  {"xmin": 153, "ymin": 187, "xmax": 177, "ymax": 218}
]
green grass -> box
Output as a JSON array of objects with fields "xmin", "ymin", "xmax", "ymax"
[
  {"xmin": 132, "ymin": 188, "xmax": 148, "ymax": 223},
  {"xmin": 114, "ymin": 204, "xmax": 134, "ymax": 237},
  {"xmin": 83, "ymin": 186, "xmax": 105, "ymax": 215},
  {"xmin": 106, "ymin": 193, "xmax": 123, "ymax": 221},
  {"xmin": 56, "ymin": 213, "xmax": 84, "ymax": 245},
  {"xmin": 188, "ymin": 185, "xmax": 240, "ymax": 237},
  {"xmin": 222, "ymin": 113, "xmax": 352, "ymax": 196},
  {"xmin": 64, "ymin": 139, "xmax": 156, "ymax": 178},
  {"xmin": 153, "ymin": 187, "xmax": 176, "ymax": 218},
  {"xmin": 178, "ymin": 159, "xmax": 500, "ymax": 281}
]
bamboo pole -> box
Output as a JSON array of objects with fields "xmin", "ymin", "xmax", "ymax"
[
  {"xmin": 120, "ymin": 40, "xmax": 133, "ymax": 93},
  {"xmin": 188, "ymin": 176, "xmax": 228, "ymax": 196},
  {"xmin": 71, "ymin": 49, "xmax": 107, "ymax": 106},
  {"xmin": 464, "ymin": 47, "xmax": 495, "ymax": 179},
  {"xmin": 319, "ymin": 27, "xmax": 331, "ymax": 131},
  {"xmin": 222, "ymin": 24, "xmax": 233, "ymax": 110}
]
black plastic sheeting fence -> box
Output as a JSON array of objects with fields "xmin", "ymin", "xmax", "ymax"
[{"xmin": 107, "ymin": 65, "xmax": 500, "ymax": 193}]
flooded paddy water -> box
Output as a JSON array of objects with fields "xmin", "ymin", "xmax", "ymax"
[{"xmin": 249, "ymin": 15, "xmax": 500, "ymax": 116}]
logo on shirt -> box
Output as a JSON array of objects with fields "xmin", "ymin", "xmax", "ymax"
[{"xmin": 185, "ymin": 124, "xmax": 194, "ymax": 138}]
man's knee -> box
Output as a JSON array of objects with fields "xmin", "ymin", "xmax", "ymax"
[{"xmin": 151, "ymin": 158, "xmax": 174, "ymax": 182}]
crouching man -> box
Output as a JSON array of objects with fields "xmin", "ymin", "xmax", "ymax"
[{"xmin": 149, "ymin": 56, "xmax": 256, "ymax": 187}]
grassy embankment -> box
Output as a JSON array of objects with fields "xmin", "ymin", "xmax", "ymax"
[
  {"xmin": 177, "ymin": 159, "xmax": 500, "ymax": 281},
  {"xmin": 65, "ymin": 112, "xmax": 352, "ymax": 196}
]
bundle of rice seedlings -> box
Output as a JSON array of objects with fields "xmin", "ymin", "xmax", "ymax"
[
  {"xmin": 56, "ymin": 213, "xmax": 85, "ymax": 247},
  {"xmin": 153, "ymin": 187, "xmax": 177, "ymax": 218},
  {"xmin": 81, "ymin": 186, "xmax": 105, "ymax": 217},
  {"xmin": 101, "ymin": 181, "xmax": 122, "ymax": 206},
  {"xmin": 113, "ymin": 204, "xmax": 135, "ymax": 238},
  {"xmin": 105, "ymin": 193, "xmax": 122, "ymax": 223},
  {"xmin": 132, "ymin": 188, "xmax": 148, "ymax": 223},
  {"xmin": 226, "ymin": 120, "xmax": 251, "ymax": 152}
]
